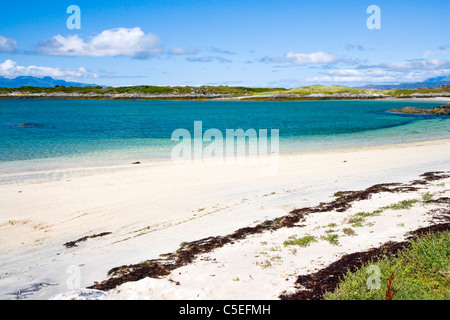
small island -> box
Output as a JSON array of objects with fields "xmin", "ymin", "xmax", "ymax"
[{"xmin": 390, "ymin": 103, "xmax": 450, "ymax": 115}]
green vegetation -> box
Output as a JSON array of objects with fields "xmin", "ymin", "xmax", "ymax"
[
  {"xmin": 324, "ymin": 231, "xmax": 450, "ymax": 300},
  {"xmin": 259, "ymin": 260, "xmax": 272, "ymax": 269},
  {"xmin": 0, "ymin": 85, "xmax": 284, "ymax": 97},
  {"xmin": 327, "ymin": 223, "xmax": 338, "ymax": 228},
  {"xmin": 346, "ymin": 216, "xmax": 366, "ymax": 227},
  {"xmin": 285, "ymin": 85, "xmax": 374, "ymax": 96},
  {"xmin": 344, "ymin": 198, "xmax": 421, "ymax": 228},
  {"xmin": 1, "ymin": 84, "xmax": 448, "ymax": 99},
  {"xmin": 379, "ymin": 199, "xmax": 419, "ymax": 211},
  {"xmin": 342, "ymin": 228, "xmax": 356, "ymax": 236},
  {"xmin": 320, "ymin": 234, "xmax": 340, "ymax": 246},
  {"xmin": 354, "ymin": 210, "xmax": 382, "ymax": 218},
  {"xmin": 383, "ymin": 87, "xmax": 450, "ymax": 96},
  {"xmin": 422, "ymin": 192, "xmax": 433, "ymax": 202},
  {"xmin": 283, "ymin": 234, "xmax": 318, "ymax": 247}
]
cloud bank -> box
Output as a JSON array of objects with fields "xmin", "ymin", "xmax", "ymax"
[
  {"xmin": 286, "ymin": 51, "xmax": 340, "ymax": 65},
  {"xmin": 0, "ymin": 59, "xmax": 100, "ymax": 80},
  {"xmin": 0, "ymin": 36, "xmax": 18, "ymax": 53},
  {"xmin": 36, "ymin": 27, "xmax": 161, "ymax": 59}
]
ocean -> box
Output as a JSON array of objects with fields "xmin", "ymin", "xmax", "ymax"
[{"xmin": 0, "ymin": 99, "xmax": 449, "ymax": 168}]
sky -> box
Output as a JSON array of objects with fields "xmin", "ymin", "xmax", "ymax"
[{"xmin": 0, "ymin": 0, "xmax": 449, "ymax": 88}]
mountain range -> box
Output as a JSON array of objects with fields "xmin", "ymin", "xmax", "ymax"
[
  {"xmin": 0, "ymin": 76, "xmax": 101, "ymax": 88},
  {"xmin": 0, "ymin": 75, "xmax": 449, "ymax": 90},
  {"xmin": 361, "ymin": 75, "xmax": 450, "ymax": 90}
]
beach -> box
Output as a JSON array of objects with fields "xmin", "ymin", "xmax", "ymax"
[{"xmin": 1, "ymin": 138, "xmax": 449, "ymax": 300}]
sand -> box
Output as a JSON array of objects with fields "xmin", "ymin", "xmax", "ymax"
[{"xmin": 1, "ymin": 138, "xmax": 450, "ymax": 300}]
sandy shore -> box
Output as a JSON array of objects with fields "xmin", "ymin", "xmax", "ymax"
[{"xmin": 1, "ymin": 138, "xmax": 450, "ymax": 300}]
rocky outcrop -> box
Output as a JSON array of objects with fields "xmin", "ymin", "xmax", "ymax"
[{"xmin": 390, "ymin": 103, "xmax": 450, "ymax": 115}]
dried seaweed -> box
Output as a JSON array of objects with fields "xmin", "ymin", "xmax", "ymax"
[
  {"xmin": 63, "ymin": 232, "xmax": 112, "ymax": 248},
  {"xmin": 279, "ymin": 221, "xmax": 450, "ymax": 300},
  {"xmin": 89, "ymin": 171, "xmax": 450, "ymax": 292}
]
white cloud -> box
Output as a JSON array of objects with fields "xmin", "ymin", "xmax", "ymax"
[
  {"xmin": 185, "ymin": 56, "xmax": 232, "ymax": 63},
  {"xmin": 169, "ymin": 47, "xmax": 199, "ymax": 55},
  {"xmin": 322, "ymin": 69, "xmax": 387, "ymax": 78},
  {"xmin": 0, "ymin": 36, "xmax": 18, "ymax": 53},
  {"xmin": 210, "ymin": 47, "xmax": 236, "ymax": 55},
  {"xmin": 286, "ymin": 51, "xmax": 340, "ymax": 65},
  {"xmin": 256, "ymin": 56, "xmax": 286, "ymax": 64},
  {"xmin": 422, "ymin": 45, "xmax": 450, "ymax": 58},
  {"xmin": 310, "ymin": 57, "xmax": 450, "ymax": 85},
  {"xmin": 312, "ymin": 66, "xmax": 450, "ymax": 85},
  {"xmin": 0, "ymin": 59, "xmax": 100, "ymax": 80},
  {"xmin": 36, "ymin": 27, "xmax": 162, "ymax": 59},
  {"xmin": 381, "ymin": 59, "xmax": 450, "ymax": 71}
]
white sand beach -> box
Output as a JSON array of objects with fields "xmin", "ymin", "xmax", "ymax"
[{"xmin": 1, "ymin": 138, "xmax": 449, "ymax": 300}]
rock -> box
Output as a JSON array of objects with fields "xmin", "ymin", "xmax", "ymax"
[
  {"xmin": 49, "ymin": 289, "xmax": 107, "ymax": 300},
  {"xmin": 9, "ymin": 122, "xmax": 45, "ymax": 128},
  {"xmin": 389, "ymin": 103, "xmax": 450, "ymax": 115}
]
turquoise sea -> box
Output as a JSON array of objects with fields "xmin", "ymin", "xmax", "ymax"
[{"xmin": 0, "ymin": 99, "xmax": 449, "ymax": 169}]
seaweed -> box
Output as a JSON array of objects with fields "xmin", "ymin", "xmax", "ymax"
[
  {"xmin": 279, "ymin": 221, "xmax": 450, "ymax": 300},
  {"xmin": 63, "ymin": 232, "xmax": 112, "ymax": 248},
  {"xmin": 88, "ymin": 171, "xmax": 450, "ymax": 292}
]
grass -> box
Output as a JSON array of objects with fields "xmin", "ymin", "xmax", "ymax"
[
  {"xmin": 327, "ymin": 223, "xmax": 338, "ymax": 228},
  {"xmin": 0, "ymin": 85, "xmax": 284, "ymax": 97},
  {"xmin": 284, "ymin": 85, "xmax": 374, "ymax": 97},
  {"xmin": 342, "ymin": 228, "xmax": 357, "ymax": 236},
  {"xmin": 324, "ymin": 231, "xmax": 450, "ymax": 300},
  {"xmin": 380, "ymin": 199, "xmax": 419, "ymax": 211},
  {"xmin": 320, "ymin": 234, "xmax": 340, "ymax": 246},
  {"xmin": 344, "ymin": 198, "xmax": 423, "ymax": 228},
  {"xmin": 422, "ymin": 192, "xmax": 433, "ymax": 202},
  {"xmin": 354, "ymin": 210, "xmax": 382, "ymax": 218},
  {"xmin": 284, "ymin": 234, "xmax": 318, "ymax": 247},
  {"xmin": 346, "ymin": 216, "xmax": 366, "ymax": 227},
  {"xmin": 2, "ymin": 84, "xmax": 448, "ymax": 98},
  {"xmin": 259, "ymin": 260, "xmax": 272, "ymax": 269}
]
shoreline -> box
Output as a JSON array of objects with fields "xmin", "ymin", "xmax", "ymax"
[
  {"xmin": 1, "ymin": 138, "xmax": 449, "ymax": 300},
  {"xmin": 2, "ymin": 137, "xmax": 450, "ymax": 183},
  {"xmin": 1, "ymin": 94, "xmax": 450, "ymax": 102}
]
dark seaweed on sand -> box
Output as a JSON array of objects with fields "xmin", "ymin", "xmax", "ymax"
[{"xmin": 88, "ymin": 172, "xmax": 450, "ymax": 292}]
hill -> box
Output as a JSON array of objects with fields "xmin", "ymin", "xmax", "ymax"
[
  {"xmin": 0, "ymin": 76, "xmax": 101, "ymax": 88},
  {"xmin": 362, "ymin": 75, "xmax": 450, "ymax": 90}
]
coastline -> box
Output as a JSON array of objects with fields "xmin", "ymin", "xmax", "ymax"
[
  {"xmin": 1, "ymin": 93, "xmax": 450, "ymax": 101},
  {"xmin": 1, "ymin": 137, "xmax": 449, "ymax": 299}
]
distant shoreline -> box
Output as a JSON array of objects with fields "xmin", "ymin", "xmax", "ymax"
[
  {"xmin": 1, "ymin": 93, "xmax": 450, "ymax": 101},
  {"xmin": 1, "ymin": 83, "xmax": 449, "ymax": 101}
]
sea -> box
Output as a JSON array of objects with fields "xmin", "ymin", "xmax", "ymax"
[{"xmin": 0, "ymin": 99, "xmax": 449, "ymax": 173}]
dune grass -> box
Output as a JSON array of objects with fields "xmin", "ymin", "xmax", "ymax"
[
  {"xmin": 324, "ymin": 231, "xmax": 450, "ymax": 300},
  {"xmin": 283, "ymin": 234, "xmax": 318, "ymax": 247}
]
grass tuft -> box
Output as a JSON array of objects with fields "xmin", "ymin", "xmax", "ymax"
[
  {"xmin": 284, "ymin": 234, "xmax": 318, "ymax": 247},
  {"xmin": 324, "ymin": 231, "xmax": 450, "ymax": 300},
  {"xmin": 321, "ymin": 234, "xmax": 340, "ymax": 246}
]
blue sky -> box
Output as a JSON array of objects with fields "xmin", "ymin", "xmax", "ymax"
[{"xmin": 0, "ymin": 0, "xmax": 449, "ymax": 87}]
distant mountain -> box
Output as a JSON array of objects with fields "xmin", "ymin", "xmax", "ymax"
[
  {"xmin": 0, "ymin": 76, "xmax": 101, "ymax": 88},
  {"xmin": 361, "ymin": 76, "xmax": 450, "ymax": 90}
]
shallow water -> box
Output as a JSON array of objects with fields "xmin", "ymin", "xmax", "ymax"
[{"xmin": 0, "ymin": 99, "xmax": 448, "ymax": 168}]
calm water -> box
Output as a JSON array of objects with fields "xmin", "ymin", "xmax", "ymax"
[{"xmin": 0, "ymin": 99, "xmax": 449, "ymax": 167}]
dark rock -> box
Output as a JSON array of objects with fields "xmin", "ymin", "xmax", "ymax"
[
  {"xmin": 9, "ymin": 122, "xmax": 45, "ymax": 128},
  {"xmin": 390, "ymin": 103, "xmax": 450, "ymax": 115}
]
